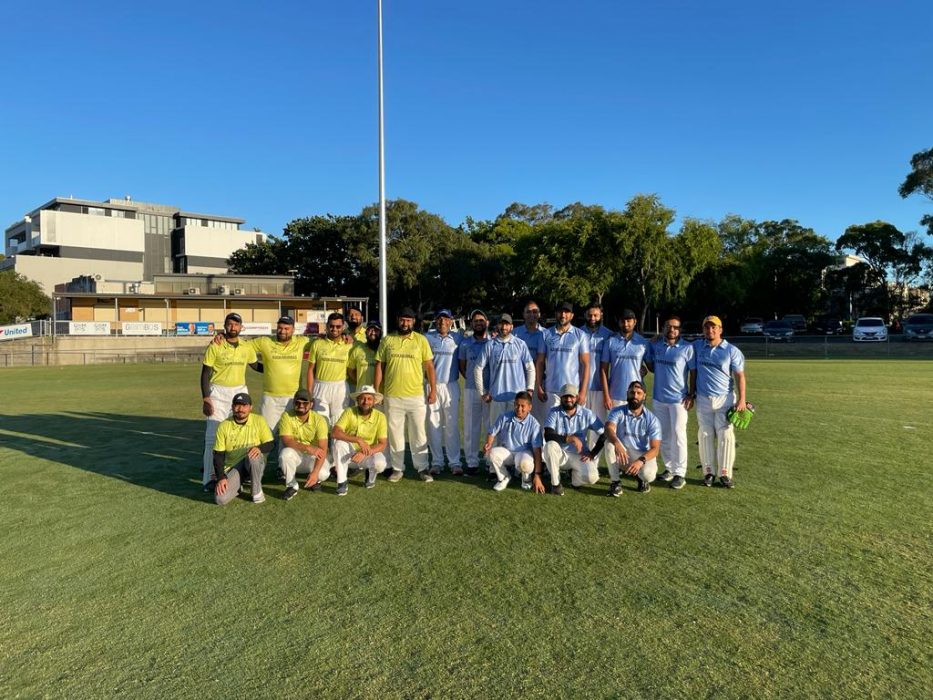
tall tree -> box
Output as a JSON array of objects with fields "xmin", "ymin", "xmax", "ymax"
[
  {"xmin": 0, "ymin": 271, "xmax": 51, "ymax": 324},
  {"xmin": 619, "ymin": 194, "xmax": 678, "ymax": 327},
  {"xmin": 899, "ymin": 147, "xmax": 933, "ymax": 236}
]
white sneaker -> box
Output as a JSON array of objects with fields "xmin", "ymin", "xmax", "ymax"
[
  {"xmin": 252, "ymin": 491, "xmax": 266, "ymax": 504},
  {"xmin": 493, "ymin": 476, "xmax": 510, "ymax": 492},
  {"xmin": 521, "ymin": 474, "xmax": 532, "ymax": 491}
]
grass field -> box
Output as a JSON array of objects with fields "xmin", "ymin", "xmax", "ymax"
[{"xmin": 1, "ymin": 361, "xmax": 931, "ymax": 699}]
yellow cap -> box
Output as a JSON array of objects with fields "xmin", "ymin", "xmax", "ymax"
[{"xmin": 702, "ymin": 315, "xmax": 723, "ymax": 327}]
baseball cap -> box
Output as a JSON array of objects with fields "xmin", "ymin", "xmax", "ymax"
[
  {"xmin": 558, "ymin": 383, "xmax": 579, "ymax": 397},
  {"xmin": 703, "ymin": 315, "xmax": 723, "ymax": 327},
  {"xmin": 556, "ymin": 301, "xmax": 574, "ymax": 313},
  {"xmin": 277, "ymin": 315, "xmax": 295, "ymax": 326},
  {"xmin": 436, "ymin": 308, "xmax": 453, "ymax": 319},
  {"xmin": 366, "ymin": 320, "xmax": 382, "ymax": 329},
  {"xmin": 498, "ymin": 313, "xmax": 514, "ymax": 325},
  {"xmin": 231, "ymin": 392, "xmax": 252, "ymax": 405},
  {"xmin": 470, "ymin": 308, "xmax": 488, "ymax": 321},
  {"xmin": 224, "ymin": 312, "xmax": 243, "ymax": 324},
  {"xmin": 397, "ymin": 306, "xmax": 417, "ymax": 319},
  {"xmin": 620, "ymin": 308, "xmax": 637, "ymax": 320},
  {"xmin": 293, "ymin": 389, "xmax": 312, "ymax": 402}
]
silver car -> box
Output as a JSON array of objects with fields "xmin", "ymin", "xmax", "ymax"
[{"xmin": 853, "ymin": 317, "xmax": 888, "ymax": 342}]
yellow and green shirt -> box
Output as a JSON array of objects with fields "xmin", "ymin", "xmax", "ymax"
[
  {"xmin": 203, "ymin": 339, "xmax": 258, "ymax": 387},
  {"xmin": 307, "ymin": 337, "xmax": 353, "ymax": 382},
  {"xmin": 278, "ymin": 409, "xmax": 329, "ymax": 445},
  {"xmin": 354, "ymin": 326, "xmax": 367, "ymax": 342},
  {"xmin": 213, "ymin": 413, "xmax": 274, "ymax": 471},
  {"xmin": 335, "ymin": 406, "xmax": 388, "ymax": 451},
  {"xmin": 347, "ymin": 341, "xmax": 377, "ymax": 391},
  {"xmin": 375, "ymin": 332, "xmax": 433, "ymax": 398},
  {"xmin": 251, "ymin": 336, "xmax": 310, "ymax": 396}
]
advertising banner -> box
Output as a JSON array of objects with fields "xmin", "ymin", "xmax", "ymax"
[
  {"xmin": 176, "ymin": 322, "xmax": 216, "ymax": 336},
  {"xmin": 69, "ymin": 321, "xmax": 111, "ymax": 336},
  {"xmin": 240, "ymin": 322, "xmax": 272, "ymax": 336},
  {"xmin": 122, "ymin": 322, "xmax": 162, "ymax": 336},
  {"xmin": 0, "ymin": 323, "xmax": 32, "ymax": 341}
]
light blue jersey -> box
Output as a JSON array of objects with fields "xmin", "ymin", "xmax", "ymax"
[
  {"xmin": 601, "ymin": 332, "xmax": 651, "ymax": 401},
  {"xmin": 606, "ymin": 404, "xmax": 662, "ymax": 453},
  {"xmin": 539, "ymin": 326, "xmax": 590, "ymax": 393},
  {"xmin": 582, "ymin": 325, "xmax": 613, "ymax": 391},
  {"xmin": 477, "ymin": 335, "xmax": 534, "ymax": 402},
  {"xmin": 459, "ymin": 334, "xmax": 490, "ymax": 390},
  {"xmin": 514, "ymin": 324, "xmax": 545, "ymax": 357},
  {"xmin": 426, "ymin": 330, "xmax": 462, "ymax": 384},
  {"xmin": 691, "ymin": 339, "xmax": 745, "ymax": 397},
  {"xmin": 648, "ymin": 339, "xmax": 694, "ymax": 403},
  {"xmin": 489, "ymin": 411, "xmax": 543, "ymax": 452},
  {"xmin": 544, "ymin": 405, "xmax": 603, "ymax": 453}
]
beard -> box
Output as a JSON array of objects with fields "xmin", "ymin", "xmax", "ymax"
[
  {"xmin": 347, "ymin": 319, "xmax": 361, "ymax": 331},
  {"xmin": 627, "ymin": 398, "xmax": 643, "ymax": 410},
  {"xmin": 366, "ymin": 338, "xmax": 381, "ymax": 351}
]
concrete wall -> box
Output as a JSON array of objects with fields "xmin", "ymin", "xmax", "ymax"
[
  {"xmin": 41, "ymin": 210, "xmax": 144, "ymax": 251},
  {"xmin": 12, "ymin": 256, "xmax": 146, "ymax": 294},
  {"xmin": 180, "ymin": 224, "xmax": 260, "ymax": 258}
]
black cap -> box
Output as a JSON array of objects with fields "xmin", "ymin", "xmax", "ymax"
[
  {"xmin": 293, "ymin": 389, "xmax": 312, "ymax": 402},
  {"xmin": 620, "ymin": 309, "xmax": 637, "ymax": 320},
  {"xmin": 397, "ymin": 306, "xmax": 417, "ymax": 319},
  {"xmin": 277, "ymin": 315, "xmax": 295, "ymax": 326},
  {"xmin": 225, "ymin": 312, "xmax": 243, "ymax": 324},
  {"xmin": 366, "ymin": 320, "xmax": 382, "ymax": 329},
  {"xmin": 470, "ymin": 308, "xmax": 488, "ymax": 321},
  {"xmin": 231, "ymin": 392, "xmax": 252, "ymax": 405},
  {"xmin": 556, "ymin": 301, "xmax": 574, "ymax": 313}
]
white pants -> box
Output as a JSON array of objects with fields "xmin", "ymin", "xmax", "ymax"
[
  {"xmin": 426, "ymin": 382, "xmax": 461, "ymax": 467},
  {"xmin": 462, "ymin": 387, "xmax": 489, "ymax": 468},
  {"xmin": 608, "ymin": 439, "xmax": 659, "ymax": 483},
  {"xmin": 278, "ymin": 446, "xmax": 331, "ymax": 490},
  {"xmin": 543, "ymin": 441, "xmax": 599, "ymax": 487},
  {"xmin": 333, "ymin": 441, "xmax": 387, "ymax": 483},
  {"xmin": 383, "ymin": 395, "xmax": 429, "ymax": 472},
  {"xmin": 488, "ymin": 446, "xmax": 534, "ymax": 481},
  {"xmin": 202, "ymin": 383, "xmax": 247, "ymax": 485},
  {"xmin": 696, "ymin": 393, "xmax": 736, "ymax": 479},
  {"xmin": 260, "ymin": 394, "xmax": 293, "ymax": 434},
  {"xmin": 312, "ymin": 380, "xmax": 347, "ymax": 427},
  {"xmin": 653, "ymin": 399, "xmax": 688, "ymax": 477}
]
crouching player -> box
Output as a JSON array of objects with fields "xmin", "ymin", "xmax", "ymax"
[
  {"xmin": 212, "ymin": 392, "xmax": 274, "ymax": 505},
  {"xmin": 331, "ymin": 385, "xmax": 389, "ymax": 494},
  {"xmin": 482, "ymin": 391, "xmax": 545, "ymax": 493},
  {"xmin": 277, "ymin": 388, "xmax": 331, "ymax": 501},
  {"xmin": 604, "ymin": 381, "xmax": 662, "ymax": 497}
]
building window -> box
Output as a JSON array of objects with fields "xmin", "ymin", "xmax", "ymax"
[{"xmin": 88, "ymin": 207, "xmax": 105, "ymax": 216}]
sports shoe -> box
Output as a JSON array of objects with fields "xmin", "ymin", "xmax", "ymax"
[
  {"xmin": 703, "ymin": 473, "xmax": 715, "ymax": 487},
  {"xmin": 636, "ymin": 478, "xmax": 651, "ymax": 494},
  {"xmin": 365, "ymin": 471, "xmax": 377, "ymax": 489},
  {"xmin": 493, "ymin": 476, "xmax": 510, "ymax": 492},
  {"xmin": 418, "ymin": 470, "xmax": 434, "ymax": 483},
  {"xmin": 283, "ymin": 486, "xmax": 299, "ymax": 501},
  {"xmin": 336, "ymin": 481, "xmax": 348, "ymax": 496},
  {"xmin": 521, "ymin": 473, "xmax": 532, "ymax": 491},
  {"xmin": 305, "ymin": 481, "xmax": 322, "ymax": 492},
  {"xmin": 608, "ymin": 481, "xmax": 623, "ymax": 498},
  {"xmin": 451, "ymin": 467, "xmax": 464, "ymax": 476},
  {"xmin": 251, "ymin": 491, "xmax": 266, "ymax": 504},
  {"xmin": 550, "ymin": 484, "xmax": 564, "ymax": 496},
  {"xmin": 429, "ymin": 466, "xmax": 442, "ymax": 476},
  {"xmin": 387, "ymin": 470, "xmax": 404, "ymax": 483},
  {"xmin": 657, "ymin": 470, "xmax": 674, "ymax": 483},
  {"xmin": 718, "ymin": 476, "xmax": 735, "ymax": 489},
  {"xmin": 670, "ymin": 475, "xmax": 686, "ymax": 490}
]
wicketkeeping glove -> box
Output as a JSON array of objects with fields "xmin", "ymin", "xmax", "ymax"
[{"xmin": 727, "ymin": 402, "xmax": 755, "ymax": 429}]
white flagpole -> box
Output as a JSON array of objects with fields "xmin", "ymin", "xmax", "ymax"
[{"xmin": 377, "ymin": 0, "xmax": 388, "ymax": 330}]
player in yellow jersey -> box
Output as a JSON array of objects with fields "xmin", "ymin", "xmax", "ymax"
[
  {"xmin": 347, "ymin": 320, "xmax": 383, "ymax": 393},
  {"xmin": 332, "ymin": 385, "xmax": 389, "ymax": 494},
  {"xmin": 346, "ymin": 307, "xmax": 367, "ymax": 343},
  {"xmin": 251, "ymin": 316, "xmax": 311, "ymax": 432},
  {"xmin": 212, "ymin": 392, "xmax": 275, "ymax": 505},
  {"xmin": 201, "ymin": 313, "xmax": 260, "ymax": 489},
  {"xmin": 306, "ymin": 312, "xmax": 353, "ymax": 426},
  {"xmin": 277, "ymin": 389, "xmax": 331, "ymax": 500}
]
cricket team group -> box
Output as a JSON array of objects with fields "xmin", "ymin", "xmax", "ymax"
[{"xmin": 200, "ymin": 301, "xmax": 749, "ymax": 505}]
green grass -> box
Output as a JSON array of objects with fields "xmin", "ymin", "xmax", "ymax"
[{"xmin": 1, "ymin": 361, "xmax": 931, "ymax": 699}]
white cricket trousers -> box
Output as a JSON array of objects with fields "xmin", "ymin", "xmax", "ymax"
[
  {"xmin": 260, "ymin": 394, "xmax": 293, "ymax": 434},
  {"xmin": 696, "ymin": 393, "xmax": 736, "ymax": 479},
  {"xmin": 488, "ymin": 447, "xmax": 534, "ymax": 481},
  {"xmin": 202, "ymin": 383, "xmax": 247, "ymax": 485},
  {"xmin": 333, "ymin": 441, "xmax": 387, "ymax": 484},
  {"xmin": 543, "ymin": 441, "xmax": 599, "ymax": 487},
  {"xmin": 383, "ymin": 395, "xmax": 429, "ymax": 472},
  {"xmin": 608, "ymin": 439, "xmax": 659, "ymax": 483},
  {"xmin": 426, "ymin": 382, "xmax": 461, "ymax": 467},
  {"xmin": 653, "ymin": 399, "xmax": 689, "ymax": 477},
  {"xmin": 312, "ymin": 380, "xmax": 347, "ymax": 427},
  {"xmin": 462, "ymin": 387, "xmax": 489, "ymax": 468},
  {"xmin": 278, "ymin": 447, "xmax": 332, "ymax": 490}
]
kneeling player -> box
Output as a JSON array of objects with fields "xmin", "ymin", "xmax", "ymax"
[
  {"xmin": 604, "ymin": 381, "xmax": 662, "ymax": 496},
  {"xmin": 212, "ymin": 392, "xmax": 274, "ymax": 505},
  {"xmin": 278, "ymin": 389, "xmax": 331, "ymax": 500},
  {"xmin": 482, "ymin": 391, "xmax": 545, "ymax": 493},
  {"xmin": 331, "ymin": 385, "xmax": 389, "ymax": 494},
  {"xmin": 542, "ymin": 384, "xmax": 605, "ymax": 495}
]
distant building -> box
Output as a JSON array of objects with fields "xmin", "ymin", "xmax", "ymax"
[{"xmin": 2, "ymin": 196, "xmax": 266, "ymax": 293}]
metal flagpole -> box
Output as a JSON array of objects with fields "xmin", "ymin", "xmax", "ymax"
[{"xmin": 377, "ymin": 0, "xmax": 388, "ymax": 330}]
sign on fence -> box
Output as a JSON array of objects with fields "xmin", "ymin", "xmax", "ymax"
[
  {"xmin": 69, "ymin": 321, "xmax": 111, "ymax": 336},
  {"xmin": 240, "ymin": 322, "xmax": 272, "ymax": 336},
  {"xmin": 122, "ymin": 322, "xmax": 162, "ymax": 336},
  {"xmin": 175, "ymin": 322, "xmax": 216, "ymax": 336},
  {"xmin": 0, "ymin": 323, "xmax": 32, "ymax": 341}
]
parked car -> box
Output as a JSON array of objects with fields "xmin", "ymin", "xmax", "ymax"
[
  {"xmin": 679, "ymin": 321, "xmax": 703, "ymax": 341},
  {"xmin": 903, "ymin": 313, "xmax": 933, "ymax": 341},
  {"xmin": 813, "ymin": 316, "xmax": 843, "ymax": 335},
  {"xmin": 763, "ymin": 319, "xmax": 794, "ymax": 341},
  {"xmin": 782, "ymin": 314, "xmax": 807, "ymax": 333},
  {"xmin": 739, "ymin": 317, "xmax": 764, "ymax": 334},
  {"xmin": 853, "ymin": 317, "xmax": 888, "ymax": 342}
]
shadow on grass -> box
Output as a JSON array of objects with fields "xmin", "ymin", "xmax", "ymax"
[{"xmin": 0, "ymin": 411, "xmax": 207, "ymax": 502}]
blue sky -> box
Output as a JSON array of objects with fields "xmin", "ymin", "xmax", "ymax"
[{"xmin": 2, "ymin": 1, "xmax": 931, "ymax": 242}]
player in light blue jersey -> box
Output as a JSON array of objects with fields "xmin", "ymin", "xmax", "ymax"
[
  {"xmin": 476, "ymin": 313, "xmax": 536, "ymax": 425},
  {"xmin": 689, "ymin": 315, "xmax": 747, "ymax": 489},
  {"xmin": 600, "ymin": 308, "xmax": 651, "ymax": 409},
  {"xmin": 459, "ymin": 309, "xmax": 491, "ymax": 475},
  {"xmin": 542, "ymin": 383, "xmax": 605, "ymax": 495},
  {"xmin": 604, "ymin": 381, "xmax": 662, "ymax": 497},
  {"xmin": 425, "ymin": 309, "xmax": 463, "ymax": 474},
  {"xmin": 482, "ymin": 391, "xmax": 544, "ymax": 493},
  {"xmin": 648, "ymin": 315, "xmax": 695, "ymax": 490},
  {"xmin": 581, "ymin": 302, "xmax": 613, "ymax": 464},
  {"xmin": 535, "ymin": 301, "xmax": 590, "ymax": 410},
  {"xmin": 513, "ymin": 300, "xmax": 548, "ymax": 426}
]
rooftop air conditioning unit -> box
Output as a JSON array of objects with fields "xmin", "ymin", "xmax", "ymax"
[
  {"xmin": 218, "ymin": 285, "xmax": 230, "ymax": 295},
  {"xmin": 128, "ymin": 284, "xmax": 139, "ymax": 294},
  {"xmin": 233, "ymin": 288, "xmax": 244, "ymax": 295},
  {"xmin": 187, "ymin": 287, "xmax": 201, "ymax": 295}
]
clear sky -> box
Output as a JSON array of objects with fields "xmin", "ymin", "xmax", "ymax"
[{"xmin": 2, "ymin": 1, "xmax": 931, "ymax": 242}]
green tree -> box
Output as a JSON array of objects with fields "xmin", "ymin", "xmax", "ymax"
[
  {"xmin": 0, "ymin": 271, "xmax": 51, "ymax": 324},
  {"xmin": 618, "ymin": 194, "xmax": 678, "ymax": 327},
  {"xmin": 898, "ymin": 147, "xmax": 933, "ymax": 236}
]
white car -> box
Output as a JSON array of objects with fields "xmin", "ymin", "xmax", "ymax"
[
  {"xmin": 740, "ymin": 317, "xmax": 764, "ymax": 334},
  {"xmin": 853, "ymin": 317, "xmax": 888, "ymax": 342}
]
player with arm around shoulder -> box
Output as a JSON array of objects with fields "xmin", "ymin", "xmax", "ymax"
[
  {"xmin": 482, "ymin": 391, "xmax": 545, "ymax": 493},
  {"xmin": 604, "ymin": 381, "xmax": 662, "ymax": 497}
]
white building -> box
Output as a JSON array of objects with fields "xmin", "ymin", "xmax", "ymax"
[{"xmin": 2, "ymin": 196, "xmax": 266, "ymax": 293}]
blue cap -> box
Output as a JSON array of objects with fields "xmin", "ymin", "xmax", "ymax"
[{"xmin": 436, "ymin": 308, "xmax": 453, "ymax": 319}]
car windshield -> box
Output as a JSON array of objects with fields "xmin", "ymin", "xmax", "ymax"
[
  {"xmin": 858, "ymin": 319, "xmax": 884, "ymax": 327},
  {"xmin": 766, "ymin": 321, "xmax": 791, "ymax": 328},
  {"xmin": 907, "ymin": 315, "xmax": 933, "ymax": 324}
]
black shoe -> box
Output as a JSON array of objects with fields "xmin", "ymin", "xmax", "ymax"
[
  {"xmin": 718, "ymin": 476, "xmax": 735, "ymax": 489},
  {"xmin": 336, "ymin": 481, "xmax": 349, "ymax": 496},
  {"xmin": 703, "ymin": 473, "xmax": 715, "ymax": 487},
  {"xmin": 657, "ymin": 470, "xmax": 674, "ymax": 483},
  {"xmin": 202, "ymin": 480, "xmax": 216, "ymax": 493},
  {"xmin": 607, "ymin": 481, "xmax": 622, "ymax": 498},
  {"xmin": 550, "ymin": 484, "xmax": 565, "ymax": 496},
  {"xmin": 637, "ymin": 478, "xmax": 651, "ymax": 494},
  {"xmin": 671, "ymin": 475, "xmax": 686, "ymax": 490},
  {"xmin": 283, "ymin": 486, "xmax": 299, "ymax": 501},
  {"xmin": 306, "ymin": 481, "xmax": 322, "ymax": 492}
]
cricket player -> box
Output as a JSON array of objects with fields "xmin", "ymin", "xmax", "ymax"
[
  {"xmin": 581, "ymin": 302, "xmax": 613, "ymax": 462},
  {"xmin": 425, "ymin": 309, "xmax": 462, "ymax": 474},
  {"xmin": 690, "ymin": 315, "xmax": 747, "ymax": 488},
  {"xmin": 647, "ymin": 315, "xmax": 695, "ymax": 490},
  {"xmin": 212, "ymin": 392, "xmax": 274, "ymax": 505},
  {"xmin": 459, "ymin": 309, "xmax": 491, "ymax": 475},
  {"xmin": 306, "ymin": 312, "xmax": 353, "ymax": 426},
  {"xmin": 277, "ymin": 388, "xmax": 330, "ymax": 500},
  {"xmin": 346, "ymin": 307, "xmax": 367, "ymax": 342},
  {"xmin": 347, "ymin": 321, "xmax": 383, "ymax": 393},
  {"xmin": 542, "ymin": 383, "xmax": 605, "ymax": 495},
  {"xmin": 476, "ymin": 313, "xmax": 535, "ymax": 425},
  {"xmin": 374, "ymin": 307, "xmax": 437, "ymax": 482},
  {"xmin": 250, "ymin": 316, "xmax": 310, "ymax": 433},
  {"xmin": 513, "ymin": 300, "xmax": 548, "ymax": 425},
  {"xmin": 482, "ymin": 391, "xmax": 544, "ymax": 493},
  {"xmin": 332, "ymin": 385, "xmax": 389, "ymax": 492},
  {"xmin": 200, "ymin": 312, "xmax": 260, "ymax": 489},
  {"xmin": 600, "ymin": 308, "xmax": 651, "ymax": 410},
  {"xmin": 536, "ymin": 301, "xmax": 590, "ymax": 409},
  {"xmin": 604, "ymin": 381, "xmax": 662, "ymax": 497}
]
